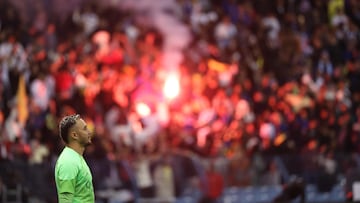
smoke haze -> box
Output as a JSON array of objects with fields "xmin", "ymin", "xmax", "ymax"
[{"xmin": 119, "ymin": 0, "xmax": 191, "ymax": 72}]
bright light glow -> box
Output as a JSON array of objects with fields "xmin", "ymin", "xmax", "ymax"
[
  {"xmin": 136, "ymin": 102, "xmax": 151, "ymax": 117},
  {"xmin": 156, "ymin": 102, "xmax": 169, "ymax": 126},
  {"xmin": 163, "ymin": 73, "xmax": 180, "ymax": 100}
]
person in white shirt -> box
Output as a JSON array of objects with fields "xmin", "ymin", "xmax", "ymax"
[
  {"xmin": 0, "ymin": 34, "xmax": 28, "ymax": 96},
  {"xmin": 214, "ymin": 16, "xmax": 237, "ymax": 50}
]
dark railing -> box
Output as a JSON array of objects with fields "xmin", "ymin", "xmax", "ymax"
[{"xmin": 0, "ymin": 151, "xmax": 356, "ymax": 203}]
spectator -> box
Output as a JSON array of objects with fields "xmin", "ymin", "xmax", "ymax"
[
  {"xmin": 227, "ymin": 150, "xmax": 251, "ymax": 187},
  {"xmin": 153, "ymin": 153, "xmax": 176, "ymax": 203},
  {"xmin": 317, "ymin": 150, "xmax": 338, "ymax": 192},
  {"xmin": 29, "ymin": 72, "xmax": 54, "ymax": 112},
  {"xmin": 133, "ymin": 150, "xmax": 155, "ymax": 198},
  {"xmin": 214, "ymin": 15, "xmax": 237, "ymax": 51},
  {"xmin": 316, "ymin": 50, "xmax": 334, "ymax": 78},
  {"xmin": 273, "ymin": 176, "xmax": 305, "ymax": 203},
  {"xmin": 262, "ymin": 160, "xmax": 282, "ymax": 186},
  {"xmin": 200, "ymin": 160, "xmax": 224, "ymax": 203},
  {"xmin": 0, "ymin": 34, "xmax": 28, "ymax": 98}
]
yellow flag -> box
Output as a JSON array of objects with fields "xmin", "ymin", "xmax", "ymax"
[
  {"xmin": 328, "ymin": 0, "xmax": 344, "ymax": 22},
  {"xmin": 16, "ymin": 75, "xmax": 28, "ymax": 126},
  {"xmin": 208, "ymin": 59, "xmax": 228, "ymax": 72}
]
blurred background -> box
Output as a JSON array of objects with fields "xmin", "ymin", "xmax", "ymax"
[{"xmin": 0, "ymin": 0, "xmax": 360, "ymax": 202}]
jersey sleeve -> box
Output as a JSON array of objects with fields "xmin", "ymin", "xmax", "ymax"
[
  {"xmin": 57, "ymin": 178, "xmax": 76, "ymax": 193},
  {"xmin": 57, "ymin": 180, "xmax": 76, "ymax": 203},
  {"xmin": 56, "ymin": 160, "xmax": 79, "ymax": 194},
  {"xmin": 57, "ymin": 160, "xmax": 79, "ymax": 180}
]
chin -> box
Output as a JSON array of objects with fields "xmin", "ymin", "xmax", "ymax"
[{"xmin": 84, "ymin": 141, "xmax": 92, "ymax": 146}]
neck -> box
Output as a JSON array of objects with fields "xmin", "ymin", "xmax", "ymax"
[{"xmin": 67, "ymin": 142, "xmax": 85, "ymax": 156}]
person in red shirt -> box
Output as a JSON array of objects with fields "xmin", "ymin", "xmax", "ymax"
[
  {"xmin": 54, "ymin": 65, "xmax": 74, "ymax": 101},
  {"xmin": 200, "ymin": 161, "xmax": 224, "ymax": 203}
]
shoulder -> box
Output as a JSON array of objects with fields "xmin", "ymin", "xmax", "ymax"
[
  {"xmin": 57, "ymin": 147, "xmax": 81, "ymax": 163},
  {"xmin": 55, "ymin": 148, "xmax": 82, "ymax": 178}
]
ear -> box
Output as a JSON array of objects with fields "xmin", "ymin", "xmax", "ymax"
[{"xmin": 70, "ymin": 131, "xmax": 78, "ymax": 140}]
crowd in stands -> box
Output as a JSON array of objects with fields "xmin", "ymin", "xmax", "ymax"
[{"xmin": 1, "ymin": 0, "xmax": 360, "ymax": 202}]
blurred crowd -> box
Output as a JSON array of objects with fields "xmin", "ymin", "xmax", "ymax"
[{"xmin": 1, "ymin": 0, "xmax": 360, "ymax": 202}]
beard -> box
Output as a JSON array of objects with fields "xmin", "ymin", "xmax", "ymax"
[
  {"xmin": 84, "ymin": 141, "xmax": 92, "ymax": 146},
  {"xmin": 80, "ymin": 136, "xmax": 92, "ymax": 147}
]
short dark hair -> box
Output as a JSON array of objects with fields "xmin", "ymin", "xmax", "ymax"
[{"xmin": 59, "ymin": 114, "xmax": 80, "ymax": 144}]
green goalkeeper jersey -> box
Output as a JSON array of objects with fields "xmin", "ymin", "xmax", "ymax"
[{"xmin": 55, "ymin": 147, "xmax": 95, "ymax": 203}]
